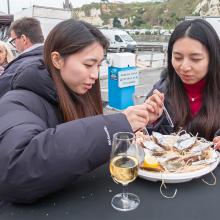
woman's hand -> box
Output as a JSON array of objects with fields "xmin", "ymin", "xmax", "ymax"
[
  {"xmin": 123, "ymin": 104, "xmax": 149, "ymax": 132},
  {"xmin": 145, "ymin": 89, "xmax": 164, "ymax": 124},
  {"xmin": 213, "ymin": 136, "xmax": 220, "ymax": 150}
]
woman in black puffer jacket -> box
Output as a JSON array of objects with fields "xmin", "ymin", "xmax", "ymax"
[{"xmin": 0, "ymin": 19, "xmax": 162, "ymax": 203}]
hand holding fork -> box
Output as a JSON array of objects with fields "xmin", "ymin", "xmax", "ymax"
[{"xmin": 145, "ymin": 89, "xmax": 174, "ymax": 128}]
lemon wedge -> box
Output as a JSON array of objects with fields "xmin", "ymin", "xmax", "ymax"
[{"xmin": 143, "ymin": 154, "xmax": 159, "ymax": 169}]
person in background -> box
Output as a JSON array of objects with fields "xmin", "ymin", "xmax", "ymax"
[
  {"xmin": 145, "ymin": 19, "xmax": 220, "ymax": 150},
  {"xmin": 0, "ymin": 17, "xmax": 44, "ymax": 96},
  {"xmin": 0, "ymin": 40, "xmax": 14, "ymax": 75},
  {"xmin": 0, "ymin": 19, "xmax": 162, "ymax": 204}
]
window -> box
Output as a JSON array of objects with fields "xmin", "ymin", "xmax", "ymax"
[{"xmin": 115, "ymin": 35, "xmax": 123, "ymax": 42}]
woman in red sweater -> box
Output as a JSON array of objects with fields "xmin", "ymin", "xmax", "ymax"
[{"xmin": 145, "ymin": 19, "xmax": 220, "ymax": 150}]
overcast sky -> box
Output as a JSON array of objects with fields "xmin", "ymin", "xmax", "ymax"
[{"xmin": 0, "ymin": 0, "xmax": 154, "ymax": 14}]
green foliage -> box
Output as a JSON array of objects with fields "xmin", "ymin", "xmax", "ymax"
[
  {"xmin": 132, "ymin": 16, "xmax": 145, "ymax": 27},
  {"xmin": 76, "ymin": 0, "xmax": 201, "ymax": 28},
  {"xmin": 113, "ymin": 17, "xmax": 122, "ymax": 28}
]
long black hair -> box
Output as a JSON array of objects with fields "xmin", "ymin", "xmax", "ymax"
[
  {"xmin": 166, "ymin": 19, "xmax": 220, "ymax": 140},
  {"xmin": 44, "ymin": 19, "xmax": 109, "ymax": 122}
]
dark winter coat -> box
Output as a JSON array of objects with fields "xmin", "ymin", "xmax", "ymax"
[
  {"xmin": 0, "ymin": 59, "xmax": 132, "ymax": 203},
  {"xmin": 0, "ymin": 46, "xmax": 43, "ymax": 97}
]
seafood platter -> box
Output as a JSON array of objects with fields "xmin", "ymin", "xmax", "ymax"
[{"xmin": 136, "ymin": 131, "xmax": 220, "ymax": 183}]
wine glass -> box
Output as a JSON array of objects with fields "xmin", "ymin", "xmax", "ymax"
[{"xmin": 109, "ymin": 132, "xmax": 140, "ymax": 211}]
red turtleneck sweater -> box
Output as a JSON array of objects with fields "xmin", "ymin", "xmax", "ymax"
[{"xmin": 183, "ymin": 79, "xmax": 206, "ymax": 117}]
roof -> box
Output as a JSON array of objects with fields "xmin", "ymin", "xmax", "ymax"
[
  {"xmin": 0, "ymin": 15, "xmax": 14, "ymax": 25},
  {"xmin": 0, "ymin": 11, "xmax": 6, "ymax": 15}
]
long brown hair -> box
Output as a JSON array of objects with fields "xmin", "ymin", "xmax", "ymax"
[
  {"xmin": 166, "ymin": 19, "xmax": 220, "ymax": 140},
  {"xmin": 44, "ymin": 19, "xmax": 109, "ymax": 122}
]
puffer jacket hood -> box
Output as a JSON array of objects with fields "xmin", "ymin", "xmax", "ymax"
[{"xmin": 11, "ymin": 58, "xmax": 57, "ymax": 104}]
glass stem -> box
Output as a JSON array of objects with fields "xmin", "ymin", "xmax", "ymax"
[{"xmin": 122, "ymin": 184, "xmax": 128, "ymax": 201}]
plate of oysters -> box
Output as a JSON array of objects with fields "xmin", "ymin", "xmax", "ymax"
[{"xmin": 136, "ymin": 131, "xmax": 220, "ymax": 183}]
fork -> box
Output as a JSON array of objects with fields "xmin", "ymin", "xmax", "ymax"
[{"xmin": 163, "ymin": 105, "xmax": 174, "ymax": 128}]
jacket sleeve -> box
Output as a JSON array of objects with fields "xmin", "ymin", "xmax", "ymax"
[
  {"xmin": 147, "ymin": 113, "xmax": 174, "ymax": 135},
  {"xmin": 214, "ymin": 129, "xmax": 220, "ymax": 137},
  {"xmin": 0, "ymin": 95, "xmax": 132, "ymax": 203},
  {"xmin": 146, "ymin": 73, "xmax": 174, "ymax": 135}
]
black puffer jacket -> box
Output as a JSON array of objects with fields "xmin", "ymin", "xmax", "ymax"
[
  {"xmin": 0, "ymin": 59, "xmax": 132, "ymax": 203},
  {"xmin": 0, "ymin": 46, "xmax": 43, "ymax": 97}
]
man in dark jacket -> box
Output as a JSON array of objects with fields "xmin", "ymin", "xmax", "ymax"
[{"xmin": 0, "ymin": 17, "xmax": 44, "ymax": 97}]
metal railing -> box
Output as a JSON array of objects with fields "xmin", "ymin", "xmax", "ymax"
[{"xmin": 136, "ymin": 49, "xmax": 167, "ymax": 68}]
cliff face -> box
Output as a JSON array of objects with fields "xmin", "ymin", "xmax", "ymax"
[
  {"xmin": 75, "ymin": 0, "xmax": 220, "ymax": 28},
  {"xmin": 194, "ymin": 0, "xmax": 220, "ymax": 16}
]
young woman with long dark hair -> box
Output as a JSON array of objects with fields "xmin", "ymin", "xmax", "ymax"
[
  {"xmin": 0, "ymin": 19, "xmax": 160, "ymax": 203},
  {"xmin": 145, "ymin": 19, "xmax": 220, "ymax": 148}
]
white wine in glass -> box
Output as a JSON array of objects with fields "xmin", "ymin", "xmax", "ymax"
[{"xmin": 110, "ymin": 132, "xmax": 140, "ymax": 211}]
